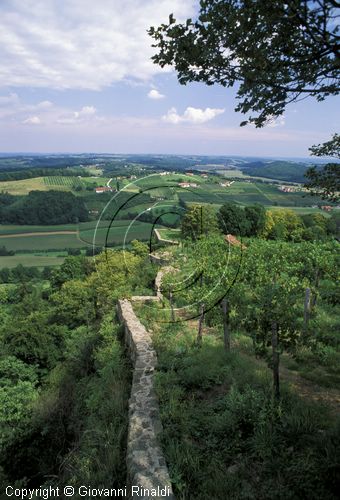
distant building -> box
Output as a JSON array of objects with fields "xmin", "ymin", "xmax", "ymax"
[
  {"xmin": 160, "ymin": 171, "xmax": 171, "ymax": 176},
  {"xmin": 224, "ymin": 234, "xmax": 247, "ymax": 249},
  {"xmin": 95, "ymin": 186, "xmax": 114, "ymax": 194},
  {"xmin": 201, "ymin": 174, "xmax": 208, "ymax": 178},
  {"xmin": 187, "ymin": 172, "xmax": 194, "ymax": 176},
  {"xmin": 321, "ymin": 205, "xmax": 333, "ymax": 212},
  {"xmin": 279, "ymin": 186, "xmax": 296, "ymax": 193},
  {"xmin": 178, "ymin": 182, "xmax": 198, "ymax": 188}
]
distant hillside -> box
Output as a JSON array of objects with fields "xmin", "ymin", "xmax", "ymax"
[{"xmin": 240, "ymin": 161, "xmax": 311, "ymax": 183}]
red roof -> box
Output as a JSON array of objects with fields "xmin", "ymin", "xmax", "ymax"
[
  {"xmin": 224, "ymin": 234, "xmax": 247, "ymax": 249},
  {"xmin": 95, "ymin": 186, "xmax": 113, "ymax": 192}
]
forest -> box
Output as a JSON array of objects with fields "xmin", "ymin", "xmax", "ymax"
[{"xmin": 0, "ymin": 191, "xmax": 89, "ymax": 225}]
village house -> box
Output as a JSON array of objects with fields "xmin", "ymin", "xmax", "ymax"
[
  {"xmin": 220, "ymin": 180, "xmax": 234, "ymax": 187},
  {"xmin": 178, "ymin": 182, "xmax": 198, "ymax": 188},
  {"xmin": 94, "ymin": 186, "xmax": 114, "ymax": 194}
]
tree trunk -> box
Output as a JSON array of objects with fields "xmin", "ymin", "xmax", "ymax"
[
  {"xmin": 169, "ymin": 290, "xmax": 175, "ymax": 322},
  {"xmin": 271, "ymin": 320, "xmax": 280, "ymax": 400},
  {"xmin": 303, "ymin": 287, "xmax": 311, "ymax": 336},
  {"xmin": 222, "ymin": 298, "xmax": 230, "ymax": 351},
  {"xmin": 311, "ymin": 268, "xmax": 319, "ymax": 309},
  {"xmin": 196, "ymin": 303, "xmax": 205, "ymax": 346}
]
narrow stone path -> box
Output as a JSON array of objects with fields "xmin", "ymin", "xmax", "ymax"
[{"xmin": 117, "ymin": 263, "xmax": 175, "ymax": 499}]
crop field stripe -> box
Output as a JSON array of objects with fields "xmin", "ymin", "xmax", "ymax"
[{"xmin": 0, "ymin": 230, "xmax": 78, "ymax": 238}]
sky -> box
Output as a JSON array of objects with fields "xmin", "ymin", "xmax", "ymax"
[{"xmin": 0, "ymin": 0, "xmax": 339, "ymax": 157}]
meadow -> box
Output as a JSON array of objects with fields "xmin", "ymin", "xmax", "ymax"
[
  {"xmin": 0, "ymin": 175, "xmax": 112, "ymax": 195},
  {"xmin": 0, "ymin": 253, "xmax": 66, "ymax": 268},
  {"xmin": 177, "ymin": 180, "xmax": 324, "ymax": 207},
  {"xmin": 0, "ymin": 220, "xmax": 164, "ymax": 254}
]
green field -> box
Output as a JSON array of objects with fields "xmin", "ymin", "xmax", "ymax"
[
  {"xmin": 80, "ymin": 221, "xmax": 165, "ymax": 246},
  {"xmin": 218, "ymin": 168, "xmax": 298, "ymax": 183},
  {"xmin": 0, "ymin": 253, "xmax": 66, "ymax": 269},
  {"xmin": 158, "ymin": 228, "xmax": 180, "ymax": 241},
  {"xmin": 0, "ymin": 220, "xmax": 165, "ymax": 256},
  {"xmin": 0, "ymin": 177, "xmax": 51, "ymax": 195},
  {"xmin": 177, "ymin": 181, "xmax": 323, "ymax": 207},
  {"xmin": 44, "ymin": 176, "xmax": 112, "ymax": 190},
  {"xmin": 0, "ymin": 223, "xmax": 81, "ymax": 235},
  {"xmin": 0, "ymin": 175, "xmax": 113, "ymax": 196}
]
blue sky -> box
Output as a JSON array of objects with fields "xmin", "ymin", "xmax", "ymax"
[{"xmin": 0, "ymin": 0, "xmax": 338, "ymax": 157}]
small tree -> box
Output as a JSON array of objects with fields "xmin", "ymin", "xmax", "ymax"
[
  {"xmin": 181, "ymin": 204, "xmax": 218, "ymax": 240},
  {"xmin": 304, "ymin": 134, "xmax": 340, "ymax": 202},
  {"xmin": 217, "ymin": 202, "xmax": 249, "ymax": 235}
]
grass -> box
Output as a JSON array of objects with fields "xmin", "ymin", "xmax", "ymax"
[
  {"xmin": 176, "ymin": 181, "xmax": 324, "ymax": 208},
  {"xmin": 0, "ymin": 177, "xmax": 51, "ymax": 195},
  {"xmin": 0, "ymin": 223, "xmax": 80, "ymax": 234},
  {"xmin": 0, "ymin": 233, "xmax": 86, "ymax": 252},
  {"xmin": 218, "ymin": 169, "xmax": 288, "ymax": 182},
  {"xmin": 44, "ymin": 176, "xmax": 112, "ymax": 189},
  {"xmin": 0, "ymin": 220, "xmax": 166, "ymax": 255},
  {"xmin": 80, "ymin": 221, "xmax": 165, "ymax": 246},
  {"xmin": 158, "ymin": 228, "xmax": 181, "ymax": 241},
  {"xmin": 0, "ymin": 253, "xmax": 66, "ymax": 268},
  {"xmin": 0, "ymin": 175, "xmax": 112, "ymax": 196}
]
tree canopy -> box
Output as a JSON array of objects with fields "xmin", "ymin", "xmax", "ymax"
[
  {"xmin": 0, "ymin": 190, "xmax": 89, "ymax": 225},
  {"xmin": 149, "ymin": 0, "xmax": 340, "ymax": 127},
  {"xmin": 181, "ymin": 204, "xmax": 218, "ymax": 240},
  {"xmin": 304, "ymin": 133, "xmax": 340, "ymax": 202}
]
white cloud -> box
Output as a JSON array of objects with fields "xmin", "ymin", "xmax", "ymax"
[
  {"xmin": 22, "ymin": 115, "xmax": 41, "ymax": 125},
  {"xmin": 37, "ymin": 100, "xmax": 53, "ymax": 108},
  {"xmin": 0, "ymin": 0, "xmax": 195, "ymax": 90},
  {"xmin": 163, "ymin": 106, "xmax": 225, "ymax": 125},
  {"xmin": 148, "ymin": 89, "xmax": 165, "ymax": 100},
  {"xmin": 57, "ymin": 105, "xmax": 97, "ymax": 124},
  {"xmin": 74, "ymin": 106, "xmax": 96, "ymax": 118}
]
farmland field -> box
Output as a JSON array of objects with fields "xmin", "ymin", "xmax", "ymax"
[
  {"xmin": 0, "ymin": 177, "xmax": 50, "ymax": 195},
  {"xmin": 177, "ymin": 181, "xmax": 323, "ymax": 207},
  {"xmin": 0, "ymin": 253, "xmax": 66, "ymax": 268},
  {"xmin": 0, "ymin": 220, "xmax": 166, "ymax": 256},
  {"xmin": 0, "ymin": 232, "xmax": 85, "ymax": 252},
  {"xmin": 158, "ymin": 228, "xmax": 180, "ymax": 241},
  {"xmin": 0, "ymin": 175, "xmax": 114, "ymax": 196},
  {"xmin": 79, "ymin": 220, "xmax": 165, "ymax": 246},
  {"xmin": 218, "ymin": 168, "xmax": 299, "ymax": 183},
  {"xmin": 44, "ymin": 176, "xmax": 112, "ymax": 190}
]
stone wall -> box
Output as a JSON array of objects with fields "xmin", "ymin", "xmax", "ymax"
[
  {"xmin": 154, "ymin": 228, "xmax": 179, "ymax": 246},
  {"xmin": 149, "ymin": 253, "xmax": 170, "ymax": 266},
  {"xmin": 117, "ymin": 299, "xmax": 175, "ymax": 500}
]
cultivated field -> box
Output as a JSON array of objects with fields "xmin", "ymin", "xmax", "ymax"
[
  {"xmin": 178, "ymin": 181, "xmax": 323, "ymax": 207},
  {"xmin": 0, "ymin": 175, "xmax": 113, "ymax": 195},
  {"xmin": 0, "ymin": 220, "xmax": 165, "ymax": 257},
  {"xmin": 0, "ymin": 253, "xmax": 66, "ymax": 268},
  {"xmin": 0, "ymin": 177, "xmax": 51, "ymax": 195}
]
